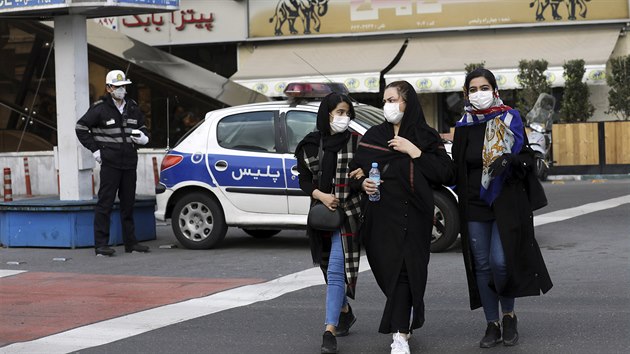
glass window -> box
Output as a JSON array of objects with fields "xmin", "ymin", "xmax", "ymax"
[
  {"xmin": 285, "ymin": 110, "xmax": 316, "ymax": 152},
  {"xmin": 217, "ymin": 111, "xmax": 276, "ymax": 152}
]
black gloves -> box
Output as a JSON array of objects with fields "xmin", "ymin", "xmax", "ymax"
[{"xmin": 489, "ymin": 153, "xmax": 514, "ymax": 177}]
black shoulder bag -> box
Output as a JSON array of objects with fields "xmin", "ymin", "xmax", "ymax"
[{"xmin": 307, "ymin": 138, "xmax": 345, "ymax": 231}]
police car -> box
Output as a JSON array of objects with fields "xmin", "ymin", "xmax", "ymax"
[{"xmin": 155, "ymin": 83, "xmax": 459, "ymax": 252}]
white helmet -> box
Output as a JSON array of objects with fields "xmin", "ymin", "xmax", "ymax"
[{"xmin": 105, "ymin": 70, "xmax": 132, "ymax": 86}]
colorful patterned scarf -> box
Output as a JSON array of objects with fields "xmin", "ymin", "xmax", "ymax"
[{"xmin": 456, "ymin": 99, "xmax": 524, "ymax": 205}]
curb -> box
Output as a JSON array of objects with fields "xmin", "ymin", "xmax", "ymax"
[{"xmin": 547, "ymin": 174, "xmax": 630, "ymax": 181}]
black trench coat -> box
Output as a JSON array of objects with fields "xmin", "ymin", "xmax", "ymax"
[
  {"xmin": 452, "ymin": 125, "xmax": 553, "ymax": 310},
  {"xmin": 358, "ymin": 143, "xmax": 453, "ymax": 333}
]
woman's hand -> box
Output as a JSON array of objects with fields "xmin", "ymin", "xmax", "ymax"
[
  {"xmin": 313, "ymin": 190, "xmax": 340, "ymax": 211},
  {"xmin": 388, "ymin": 135, "xmax": 422, "ymax": 158},
  {"xmin": 349, "ymin": 168, "xmax": 364, "ymax": 179},
  {"xmin": 362, "ymin": 178, "xmax": 379, "ymax": 195}
]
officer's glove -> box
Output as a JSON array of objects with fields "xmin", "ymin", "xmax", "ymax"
[
  {"xmin": 93, "ymin": 150, "xmax": 102, "ymax": 164},
  {"xmin": 489, "ymin": 153, "xmax": 514, "ymax": 177},
  {"xmin": 131, "ymin": 129, "xmax": 149, "ymax": 145}
]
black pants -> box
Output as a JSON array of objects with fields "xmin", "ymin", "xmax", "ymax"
[
  {"xmin": 94, "ymin": 165, "xmax": 138, "ymax": 249},
  {"xmin": 390, "ymin": 263, "xmax": 412, "ymax": 333}
]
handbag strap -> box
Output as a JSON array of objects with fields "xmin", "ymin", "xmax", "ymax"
[{"xmin": 316, "ymin": 137, "xmax": 324, "ymax": 190}]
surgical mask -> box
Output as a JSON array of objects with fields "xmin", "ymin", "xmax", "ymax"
[
  {"xmin": 468, "ymin": 90, "xmax": 495, "ymax": 110},
  {"xmin": 111, "ymin": 86, "xmax": 126, "ymax": 100},
  {"xmin": 383, "ymin": 102, "xmax": 404, "ymax": 124},
  {"xmin": 330, "ymin": 115, "xmax": 350, "ymax": 134}
]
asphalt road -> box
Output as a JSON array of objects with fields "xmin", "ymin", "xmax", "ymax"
[{"xmin": 1, "ymin": 179, "xmax": 629, "ymax": 354}]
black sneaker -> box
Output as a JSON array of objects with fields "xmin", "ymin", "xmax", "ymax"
[
  {"xmin": 95, "ymin": 246, "xmax": 115, "ymax": 256},
  {"xmin": 336, "ymin": 304, "xmax": 357, "ymax": 337},
  {"xmin": 480, "ymin": 321, "xmax": 502, "ymax": 348},
  {"xmin": 321, "ymin": 330, "xmax": 337, "ymax": 354},
  {"xmin": 502, "ymin": 314, "xmax": 519, "ymax": 346},
  {"xmin": 125, "ymin": 244, "xmax": 150, "ymax": 253}
]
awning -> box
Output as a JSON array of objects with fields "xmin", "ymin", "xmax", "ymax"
[
  {"xmin": 385, "ymin": 26, "xmax": 621, "ymax": 92},
  {"xmin": 232, "ymin": 38, "xmax": 407, "ymax": 96},
  {"xmin": 235, "ymin": 26, "xmax": 621, "ymax": 96},
  {"xmin": 42, "ymin": 21, "xmax": 270, "ymax": 106}
]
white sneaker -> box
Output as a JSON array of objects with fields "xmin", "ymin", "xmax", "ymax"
[{"xmin": 390, "ymin": 332, "xmax": 411, "ymax": 354}]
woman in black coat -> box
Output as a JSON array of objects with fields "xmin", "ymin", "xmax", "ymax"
[
  {"xmin": 295, "ymin": 93, "xmax": 363, "ymax": 354},
  {"xmin": 451, "ymin": 68, "xmax": 553, "ymax": 348},
  {"xmin": 351, "ymin": 81, "xmax": 453, "ymax": 353}
]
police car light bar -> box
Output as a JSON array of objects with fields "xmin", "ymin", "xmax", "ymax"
[{"xmin": 284, "ymin": 82, "xmax": 349, "ymax": 98}]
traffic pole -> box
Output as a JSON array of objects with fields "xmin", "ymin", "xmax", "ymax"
[
  {"xmin": 152, "ymin": 157, "xmax": 159, "ymax": 187},
  {"xmin": 23, "ymin": 157, "xmax": 32, "ymax": 197},
  {"xmin": 3, "ymin": 168, "xmax": 13, "ymax": 202}
]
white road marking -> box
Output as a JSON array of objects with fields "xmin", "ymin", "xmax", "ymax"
[
  {"xmin": 0, "ymin": 270, "xmax": 26, "ymax": 278},
  {"xmin": 2, "ymin": 194, "xmax": 629, "ymax": 353},
  {"xmin": 534, "ymin": 195, "xmax": 630, "ymax": 226}
]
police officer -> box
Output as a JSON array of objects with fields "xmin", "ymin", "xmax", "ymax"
[{"xmin": 76, "ymin": 70, "xmax": 150, "ymax": 256}]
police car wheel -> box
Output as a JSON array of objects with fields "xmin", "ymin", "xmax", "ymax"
[
  {"xmin": 243, "ymin": 229, "xmax": 281, "ymax": 239},
  {"xmin": 430, "ymin": 190, "xmax": 459, "ymax": 253},
  {"xmin": 171, "ymin": 193, "xmax": 227, "ymax": 249}
]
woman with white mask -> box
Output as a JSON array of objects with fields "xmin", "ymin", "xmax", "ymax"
[
  {"xmin": 351, "ymin": 81, "xmax": 454, "ymax": 354},
  {"xmin": 294, "ymin": 92, "xmax": 364, "ymax": 354},
  {"xmin": 452, "ymin": 68, "xmax": 552, "ymax": 348}
]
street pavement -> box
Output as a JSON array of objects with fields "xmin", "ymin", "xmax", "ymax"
[{"xmin": 0, "ymin": 179, "xmax": 629, "ymax": 353}]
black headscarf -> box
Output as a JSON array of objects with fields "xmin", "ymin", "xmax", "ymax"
[
  {"xmin": 294, "ymin": 93, "xmax": 355, "ymax": 193},
  {"xmin": 351, "ymin": 81, "xmax": 443, "ymax": 201}
]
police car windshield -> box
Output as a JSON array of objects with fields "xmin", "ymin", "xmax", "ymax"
[{"xmin": 354, "ymin": 105, "xmax": 385, "ymax": 129}]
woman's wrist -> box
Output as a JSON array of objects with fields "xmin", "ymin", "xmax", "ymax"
[{"xmin": 410, "ymin": 147, "xmax": 422, "ymax": 159}]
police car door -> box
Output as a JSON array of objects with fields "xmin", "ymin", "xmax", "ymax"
[
  {"xmin": 282, "ymin": 108, "xmax": 318, "ymax": 215},
  {"xmin": 211, "ymin": 110, "xmax": 288, "ymax": 214}
]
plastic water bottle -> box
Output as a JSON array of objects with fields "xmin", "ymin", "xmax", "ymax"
[{"xmin": 369, "ymin": 162, "xmax": 380, "ymax": 202}]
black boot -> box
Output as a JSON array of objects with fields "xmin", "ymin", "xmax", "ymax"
[
  {"xmin": 502, "ymin": 314, "xmax": 519, "ymax": 346},
  {"xmin": 479, "ymin": 321, "xmax": 502, "ymax": 348},
  {"xmin": 321, "ymin": 331, "xmax": 337, "ymax": 354},
  {"xmin": 336, "ymin": 304, "xmax": 357, "ymax": 337}
]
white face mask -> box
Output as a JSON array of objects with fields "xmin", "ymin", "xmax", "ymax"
[
  {"xmin": 383, "ymin": 102, "xmax": 404, "ymax": 124},
  {"xmin": 111, "ymin": 86, "xmax": 126, "ymax": 100},
  {"xmin": 330, "ymin": 115, "xmax": 351, "ymax": 134},
  {"xmin": 468, "ymin": 90, "xmax": 495, "ymax": 110}
]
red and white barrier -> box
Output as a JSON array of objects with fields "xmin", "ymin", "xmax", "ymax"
[
  {"xmin": 23, "ymin": 157, "xmax": 32, "ymax": 197},
  {"xmin": 3, "ymin": 167, "xmax": 13, "ymax": 202},
  {"xmin": 152, "ymin": 157, "xmax": 159, "ymax": 187}
]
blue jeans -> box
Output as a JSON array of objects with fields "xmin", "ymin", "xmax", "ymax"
[
  {"xmin": 325, "ymin": 230, "xmax": 348, "ymax": 327},
  {"xmin": 468, "ymin": 221, "xmax": 515, "ymax": 322}
]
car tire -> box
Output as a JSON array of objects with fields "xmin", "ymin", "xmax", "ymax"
[
  {"xmin": 431, "ymin": 189, "xmax": 460, "ymax": 253},
  {"xmin": 243, "ymin": 229, "xmax": 281, "ymax": 238},
  {"xmin": 171, "ymin": 193, "xmax": 227, "ymax": 249}
]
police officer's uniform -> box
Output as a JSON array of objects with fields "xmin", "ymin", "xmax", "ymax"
[{"xmin": 76, "ymin": 93, "xmax": 149, "ymax": 254}]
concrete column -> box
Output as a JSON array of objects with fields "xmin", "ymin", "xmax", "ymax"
[{"xmin": 54, "ymin": 15, "xmax": 93, "ymax": 200}]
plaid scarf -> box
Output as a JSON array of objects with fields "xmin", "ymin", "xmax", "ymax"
[
  {"xmin": 457, "ymin": 102, "xmax": 524, "ymax": 205},
  {"xmin": 304, "ymin": 132, "xmax": 362, "ymax": 299}
]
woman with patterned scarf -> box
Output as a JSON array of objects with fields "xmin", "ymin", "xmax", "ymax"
[
  {"xmin": 351, "ymin": 81, "xmax": 454, "ymax": 354},
  {"xmin": 451, "ymin": 68, "xmax": 553, "ymax": 349},
  {"xmin": 294, "ymin": 92, "xmax": 364, "ymax": 354}
]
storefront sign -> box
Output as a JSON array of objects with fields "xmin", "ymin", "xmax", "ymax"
[
  {"xmin": 95, "ymin": 0, "xmax": 245, "ymax": 45},
  {"xmin": 249, "ymin": 0, "xmax": 630, "ymax": 38},
  {"xmin": 0, "ymin": 0, "xmax": 66, "ymax": 11}
]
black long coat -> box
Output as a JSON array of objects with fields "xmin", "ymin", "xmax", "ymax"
[
  {"xmin": 452, "ymin": 125, "xmax": 553, "ymax": 310},
  {"xmin": 356, "ymin": 124, "xmax": 454, "ymax": 333}
]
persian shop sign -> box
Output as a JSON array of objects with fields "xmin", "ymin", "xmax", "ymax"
[
  {"xmin": 0, "ymin": 0, "xmax": 65, "ymax": 11},
  {"xmin": 249, "ymin": 0, "xmax": 630, "ymax": 38}
]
